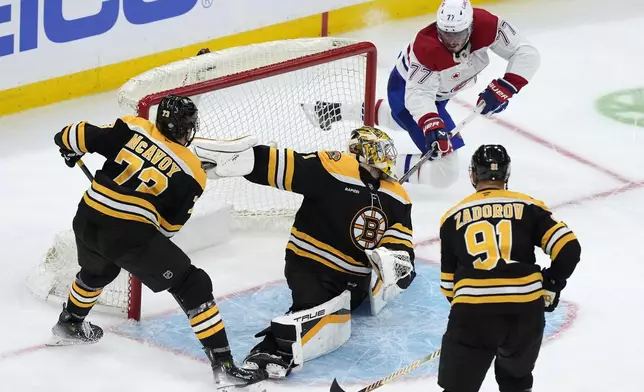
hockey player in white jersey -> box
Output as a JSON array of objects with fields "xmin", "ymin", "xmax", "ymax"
[{"xmin": 303, "ymin": 0, "xmax": 540, "ymax": 188}]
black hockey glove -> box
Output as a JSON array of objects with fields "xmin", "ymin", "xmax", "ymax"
[
  {"xmin": 542, "ymin": 268, "xmax": 566, "ymax": 312},
  {"xmin": 58, "ymin": 147, "xmax": 83, "ymax": 168}
]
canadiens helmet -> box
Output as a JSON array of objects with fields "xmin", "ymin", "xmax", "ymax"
[
  {"xmin": 436, "ymin": 0, "xmax": 474, "ymax": 53},
  {"xmin": 469, "ymin": 144, "xmax": 511, "ymax": 187},
  {"xmin": 156, "ymin": 94, "xmax": 199, "ymax": 146}
]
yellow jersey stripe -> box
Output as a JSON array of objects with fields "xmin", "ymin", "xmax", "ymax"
[
  {"xmin": 454, "ymin": 272, "xmax": 543, "ymax": 290},
  {"xmin": 83, "ymin": 193, "xmax": 157, "ymax": 228},
  {"xmin": 441, "ymin": 288, "xmax": 454, "ymax": 298},
  {"xmin": 391, "ymin": 223, "xmax": 412, "ymax": 235},
  {"xmin": 291, "ymin": 228, "xmax": 363, "ymax": 267},
  {"xmin": 285, "ymin": 149, "xmax": 295, "ymax": 192},
  {"xmin": 541, "ymin": 222, "xmax": 566, "ymax": 250},
  {"xmin": 451, "ymin": 290, "xmax": 544, "ymax": 305},
  {"xmin": 61, "ymin": 125, "xmax": 72, "ymax": 151},
  {"xmin": 441, "ymin": 272, "xmax": 454, "ymax": 281},
  {"xmin": 267, "ymin": 147, "xmax": 277, "ymax": 187},
  {"xmin": 302, "ymin": 314, "xmax": 351, "ymax": 345},
  {"xmin": 191, "ymin": 306, "xmax": 219, "ymax": 326},
  {"xmin": 286, "ymin": 243, "xmax": 365, "ymax": 276},
  {"xmin": 91, "ymin": 182, "xmax": 182, "ymax": 232},
  {"xmin": 551, "ymin": 233, "xmax": 577, "ymax": 260},
  {"xmin": 378, "ymin": 236, "xmax": 413, "ymax": 249},
  {"xmin": 195, "ymin": 321, "xmax": 225, "ymax": 340},
  {"xmin": 77, "ymin": 122, "xmax": 88, "ymax": 153}
]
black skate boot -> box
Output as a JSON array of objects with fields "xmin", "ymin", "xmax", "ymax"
[
  {"xmin": 47, "ymin": 304, "xmax": 103, "ymax": 346},
  {"xmin": 300, "ymin": 101, "xmax": 343, "ymax": 131},
  {"xmin": 205, "ymin": 348, "xmax": 267, "ymax": 391},
  {"xmin": 242, "ymin": 347, "xmax": 295, "ymax": 380}
]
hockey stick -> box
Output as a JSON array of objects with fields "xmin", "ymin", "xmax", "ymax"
[
  {"xmin": 75, "ymin": 159, "xmax": 94, "ymax": 182},
  {"xmin": 398, "ymin": 104, "xmax": 484, "ymax": 184},
  {"xmin": 329, "ymin": 347, "xmax": 442, "ymax": 392}
]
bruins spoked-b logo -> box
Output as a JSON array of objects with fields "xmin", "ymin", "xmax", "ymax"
[{"xmin": 351, "ymin": 206, "xmax": 388, "ymax": 250}]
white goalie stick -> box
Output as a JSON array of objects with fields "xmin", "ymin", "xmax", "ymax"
[
  {"xmin": 398, "ymin": 104, "xmax": 484, "ymax": 184},
  {"xmin": 329, "ymin": 346, "xmax": 442, "ymax": 392}
]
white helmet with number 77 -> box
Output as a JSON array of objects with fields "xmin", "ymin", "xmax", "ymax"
[{"xmin": 436, "ymin": 0, "xmax": 474, "ymax": 53}]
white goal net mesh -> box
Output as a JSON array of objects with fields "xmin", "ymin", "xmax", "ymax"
[
  {"xmin": 26, "ymin": 37, "xmax": 375, "ymax": 318},
  {"xmin": 119, "ymin": 37, "xmax": 373, "ymax": 228}
]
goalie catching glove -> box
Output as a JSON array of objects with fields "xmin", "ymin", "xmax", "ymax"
[{"xmin": 190, "ymin": 136, "xmax": 258, "ymax": 179}]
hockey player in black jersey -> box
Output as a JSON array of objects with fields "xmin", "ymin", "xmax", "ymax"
[
  {"xmin": 437, "ymin": 144, "xmax": 581, "ymax": 392},
  {"xmin": 190, "ymin": 126, "xmax": 416, "ymax": 379},
  {"xmin": 50, "ymin": 95, "xmax": 266, "ymax": 389}
]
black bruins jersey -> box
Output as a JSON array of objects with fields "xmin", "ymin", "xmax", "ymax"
[
  {"xmin": 245, "ymin": 146, "xmax": 415, "ymax": 279},
  {"xmin": 439, "ymin": 189, "xmax": 581, "ymax": 313},
  {"xmin": 54, "ymin": 116, "xmax": 206, "ymax": 237}
]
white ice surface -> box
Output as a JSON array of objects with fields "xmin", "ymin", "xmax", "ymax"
[{"xmin": 1, "ymin": 0, "xmax": 644, "ymax": 390}]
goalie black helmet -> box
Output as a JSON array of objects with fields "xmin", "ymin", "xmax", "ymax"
[
  {"xmin": 469, "ymin": 144, "xmax": 511, "ymax": 188},
  {"xmin": 156, "ymin": 94, "xmax": 199, "ymax": 146}
]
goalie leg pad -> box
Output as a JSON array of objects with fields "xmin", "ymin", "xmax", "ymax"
[{"xmin": 244, "ymin": 290, "xmax": 351, "ymax": 378}]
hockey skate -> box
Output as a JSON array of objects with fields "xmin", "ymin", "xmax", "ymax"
[
  {"xmin": 205, "ymin": 348, "xmax": 268, "ymax": 391},
  {"xmin": 47, "ymin": 304, "xmax": 104, "ymax": 346},
  {"xmin": 242, "ymin": 349, "xmax": 296, "ymax": 380},
  {"xmin": 300, "ymin": 101, "xmax": 343, "ymax": 131}
]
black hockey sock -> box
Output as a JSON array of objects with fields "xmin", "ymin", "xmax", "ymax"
[
  {"xmin": 65, "ymin": 277, "xmax": 104, "ymax": 321},
  {"xmin": 188, "ymin": 300, "xmax": 231, "ymax": 355}
]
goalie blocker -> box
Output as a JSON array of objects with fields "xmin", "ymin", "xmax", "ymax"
[{"xmin": 191, "ymin": 127, "xmax": 416, "ymax": 378}]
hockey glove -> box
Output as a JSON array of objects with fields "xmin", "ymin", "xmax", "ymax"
[
  {"xmin": 477, "ymin": 78, "xmax": 517, "ymax": 116},
  {"xmin": 59, "ymin": 148, "xmax": 83, "ymax": 168},
  {"xmin": 542, "ymin": 268, "xmax": 566, "ymax": 312},
  {"xmin": 421, "ymin": 115, "xmax": 452, "ymax": 157}
]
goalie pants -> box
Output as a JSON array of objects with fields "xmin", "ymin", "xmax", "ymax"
[
  {"xmin": 285, "ymin": 258, "xmax": 371, "ymax": 313},
  {"xmin": 72, "ymin": 205, "xmax": 193, "ymax": 295},
  {"xmin": 438, "ymin": 310, "xmax": 545, "ymax": 392},
  {"xmin": 386, "ymin": 67, "xmax": 465, "ymax": 155}
]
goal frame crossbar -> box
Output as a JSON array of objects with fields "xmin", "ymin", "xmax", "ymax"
[{"xmin": 125, "ymin": 40, "xmax": 378, "ymax": 321}]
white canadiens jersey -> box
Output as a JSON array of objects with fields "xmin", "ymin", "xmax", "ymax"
[{"xmin": 395, "ymin": 8, "xmax": 540, "ymax": 126}]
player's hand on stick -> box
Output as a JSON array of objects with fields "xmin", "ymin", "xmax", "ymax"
[
  {"xmin": 55, "ymin": 146, "xmax": 83, "ymax": 168},
  {"xmin": 477, "ymin": 78, "xmax": 517, "ymax": 116},
  {"xmin": 542, "ymin": 268, "xmax": 566, "ymax": 312},
  {"xmin": 421, "ymin": 116, "xmax": 452, "ymax": 158}
]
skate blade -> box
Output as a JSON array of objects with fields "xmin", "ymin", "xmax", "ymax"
[
  {"xmin": 215, "ymin": 381, "xmax": 266, "ymax": 392},
  {"xmin": 46, "ymin": 334, "xmax": 99, "ymax": 347}
]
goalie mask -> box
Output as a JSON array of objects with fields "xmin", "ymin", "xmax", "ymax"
[
  {"xmin": 347, "ymin": 126, "xmax": 398, "ymax": 179},
  {"xmin": 156, "ymin": 94, "xmax": 199, "ymax": 146}
]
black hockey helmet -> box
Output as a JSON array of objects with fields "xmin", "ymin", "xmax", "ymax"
[
  {"xmin": 469, "ymin": 144, "xmax": 511, "ymax": 188},
  {"xmin": 156, "ymin": 94, "xmax": 199, "ymax": 146}
]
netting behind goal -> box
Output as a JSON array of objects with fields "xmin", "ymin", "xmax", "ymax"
[
  {"xmin": 27, "ymin": 37, "xmax": 377, "ymax": 321},
  {"xmin": 120, "ymin": 37, "xmax": 377, "ymax": 228}
]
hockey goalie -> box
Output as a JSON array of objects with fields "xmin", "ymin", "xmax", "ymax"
[{"xmin": 191, "ymin": 126, "xmax": 416, "ymax": 379}]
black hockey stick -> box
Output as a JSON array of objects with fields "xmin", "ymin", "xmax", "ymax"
[
  {"xmin": 329, "ymin": 347, "xmax": 441, "ymax": 392},
  {"xmin": 75, "ymin": 159, "xmax": 94, "ymax": 181},
  {"xmin": 398, "ymin": 104, "xmax": 484, "ymax": 184}
]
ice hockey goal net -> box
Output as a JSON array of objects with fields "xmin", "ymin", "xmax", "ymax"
[{"xmin": 27, "ymin": 37, "xmax": 377, "ymax": 321}]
